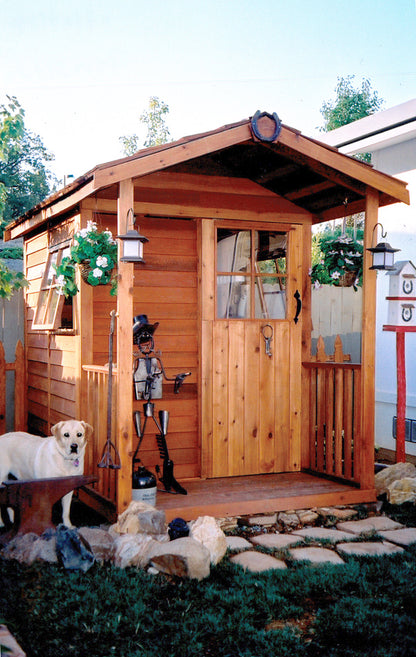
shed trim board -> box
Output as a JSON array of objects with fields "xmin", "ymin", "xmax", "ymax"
[{"xmin": 5, "ymin": 112, "xmax": 410, "ymax": 518}]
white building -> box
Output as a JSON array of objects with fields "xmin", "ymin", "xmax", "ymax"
[{"xmin": 322, "ymin": 99, "xmax": 416, "ymax": 459}]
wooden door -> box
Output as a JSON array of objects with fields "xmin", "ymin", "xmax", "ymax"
[{"xmin": 201, "ymin": 221, "xmax": 303, "ymax": 478}]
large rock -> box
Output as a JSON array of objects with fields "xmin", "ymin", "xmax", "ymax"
[
  {"xmin": 189, "ymin": 516, "xmax": 227, "ymax": 565},
  {"xmin": 113, "ymin": 534, "xmax": 156, "ymax": 569},
  {"xmin": 1, "ymin": 533, "xmax": 39, "ymax": 563},
  {"xmin": 0, "ymin": 624, "xmax": 26, "ymax": 657},
  {"xmin": 387, "ymin": 477, "xmax": 416, "ymax": 504},
  {"xmin": 147, "ymin": 537, "xmax": 211, "ymax": 580},
  {"xmin": 78, "ymin": 527, "xmax": 114, "ymax": 562},
  {"xmin": 27, "ymin": 531, "xmax": 58, "ymax": 564},
  {"xmin": 1, "ymin": 531, "xmax": 58, "ymax": 565},
  {"xmin": 278, "ymin": 512, "xmax": 300, "ymax": 529},
  {"xmin": 55, "ymin": 525, "xmax": 95, "ymax": 572},
  {"xmin": 110, "ymin": 501, "xmax": 166, "ymax": 536},
  {"xmin": 375, "ymin": 462, "xmax": 416, "ymax": 497}
]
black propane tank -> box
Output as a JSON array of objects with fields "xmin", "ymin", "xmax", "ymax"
[{"xmin": 132, "ymin": 465, "xmax": 157, "ymax": 506}]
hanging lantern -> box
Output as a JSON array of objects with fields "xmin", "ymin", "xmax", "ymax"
[
  {"xmin": 118, "ymin": 208, "xmax": 148, "ymax": 263},
  {"xmin": 367, "ymin": 222, "xmax": 400, "ymax": 271}
]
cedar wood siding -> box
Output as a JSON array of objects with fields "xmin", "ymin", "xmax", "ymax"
[{"xmin": 25, "ymin": 220, "xmax": 77, "ymax": 435}]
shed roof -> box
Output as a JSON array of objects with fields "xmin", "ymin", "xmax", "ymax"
[{"xmin": 5, "ymin": 112, "xmax": 410, "ymax": 240}]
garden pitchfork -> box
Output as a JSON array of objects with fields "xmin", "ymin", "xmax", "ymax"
[{"xmin": 98, "ymin": 310, "xmax": 121, "ymax": 469}]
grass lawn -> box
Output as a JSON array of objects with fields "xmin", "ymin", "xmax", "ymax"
[{"xmin": 2, "ymin": 504, "xmax": 416, "ymax": 657}]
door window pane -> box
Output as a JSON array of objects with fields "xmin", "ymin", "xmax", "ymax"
[
  {"xmin": 217, "ymin": 229, "xmax": 251, "ymax": 273},
  {"xmin": 255, "ymin": 278, "xmax": 286, "ymax": 319},
  {"xmin": 255, "ymin": 231, "xmax": 287, "ymax": 267},
  {"xmin": 216, "ymin": 227, "xmax": 288, "ymax": 319},
  {"xmin": 217, "ymin": 275, "xmax": 250, "ymax": 318}
]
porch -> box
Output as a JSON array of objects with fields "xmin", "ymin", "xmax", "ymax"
[
  {"xmin": 153, "ymin": 471, "xmax": 375, "ymax": 523},
  {"xmin": 80, "ymin": 347, "xmax": 376, "ymax": 524}
]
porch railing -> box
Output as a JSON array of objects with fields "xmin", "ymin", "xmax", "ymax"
[
  {"xmin": 82, "ymin": 365, "xmax": 118, "ymax": 504},
  {"xmin": 303, "ymin": 336, "xmax": 362, "ymax": 484}
]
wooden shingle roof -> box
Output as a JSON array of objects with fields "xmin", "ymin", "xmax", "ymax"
[{"xmin": 5, "ymin": 113, "xmax": 410, "ymax": 240}]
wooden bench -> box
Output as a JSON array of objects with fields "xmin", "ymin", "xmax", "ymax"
[{"xmin": 0, "ymin": 475, "xmax": 97, "ymax": 546}]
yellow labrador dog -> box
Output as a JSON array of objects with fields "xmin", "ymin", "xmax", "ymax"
[{"xmin": 0, "ymin": 420, "xmax": 92, "ymax": 527}]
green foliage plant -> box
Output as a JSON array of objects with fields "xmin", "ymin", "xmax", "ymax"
[
  {"xmin": 0, "ymin": 96, "xmax": 57, "ymax": 237},
  {"xmin": 320, "ymin": 76, "xmax": 383, "ymax": 132},
  {"xmin": 311, "ymin": 227, "xmax": 363, "ymax": 290},
  {"xmin": 0, "ymin": 259, "xmax": 28, "ymax": 299},
  {"xmin": 54, "ymin": 221, "xmax": 118, "ymax": 297},
  {"xmin": 320, "ymin": 76, "xmax": 383, "ymax": 163},
  {"xmin": 119, "ymin": 96, "xmax": 172, "ymax": 156},
  {"xmin": 0, "ymin": 246, "xmax": 23, "ymax": 259}
]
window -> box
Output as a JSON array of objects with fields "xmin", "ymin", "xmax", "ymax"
[
  {"xmin": 216, "ymin": 228, "xmax": 287, "ymax": 319},
  {"xmin": 32, "ymin": 243, "xmax": 74, "ymax": 330}
]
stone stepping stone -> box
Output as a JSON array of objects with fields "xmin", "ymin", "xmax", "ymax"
[
  {"xmin": 230, "ymin": 550, "xmax": 287, "ymax": 572},
  {"xmin": 337, "ymin": 541, "xmax": 404, "ymax": 557},
  {"xmin": 317, "ymin": 507, "xmax": 358, "ymax": 521},
  {"xmin": 249, "ymin": 533, "xmax": 303, "ymax": 549},
  {"xmin": 226, "ymin": 536, "xmax": 252, "ymax": 551},
  {"xmin": 379, "ymin": 528, "xmax": 416, "ymax": 546},
  {"xmin": 298, "ymin": 510, "xmax": 319, "ymax": 525},
  {"xmin": 337, "ymin": 516, "xmax": 403, "ymax": 535},
  {"xmin": 288, "ymin": 547, "xmax": 344, "ymax": 565},
  {"xmin": 292, "ymin": 527, "xmax": 355, "ymax": 543},
  {"xmin": 247, "ymin": 514, "xmax": 277, "ymax": 527}
]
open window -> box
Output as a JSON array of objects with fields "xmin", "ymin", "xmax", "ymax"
[
  {"xmin": 216, "ymin": 227, "xmax": 287, "ymax": 319},
  {"xmin": 32, "ymin": 242, "xmax": 74, "ymax": 330}
]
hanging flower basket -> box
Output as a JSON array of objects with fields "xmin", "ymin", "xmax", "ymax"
[
  {"xmin": 311, "ymin": 233, "xmax": 363, "ymax": 290},
  {"xmin": 80, "ymin": 261, "xmax": 93, "ymax": 283},
  {"xmin": 338, "ymin": 270, "xmax": 359, "ymax": 287},
  {"xmin": 54, "ymin": 221, "xmax": 118, "ymax": 297}
]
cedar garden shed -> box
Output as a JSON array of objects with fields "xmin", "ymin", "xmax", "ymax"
[{"xmin": 5, "ymin": 112, "xmax": 410, "ymax": 522}]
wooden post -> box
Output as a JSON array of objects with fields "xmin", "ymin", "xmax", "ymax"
[
  {"xmin": 396, "ymin": 331, "xmax": 406, "ymax": 462},
  {"xmin": 116, "ymin": 179, "xmax": 135, "ymax": 513},
  {"xmin": 76, "ymin": 207, "xmax": 94, "ymax": 422},
  {"xmin": 360, "ymin": 189, "xmax": 378, "ymax": 490},
  {"xmin": 301, "ymin": 222, "xmax": 312, "ymax": 469}
]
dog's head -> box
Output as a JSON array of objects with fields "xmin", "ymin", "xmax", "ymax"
[{"xmin": 51, "ymin": 420, "xmax": 92, "ymax": 463}]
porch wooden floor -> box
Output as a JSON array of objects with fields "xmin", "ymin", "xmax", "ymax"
[{"xmin": 155, "ymin": 472, "xmax": 376, "ymax": 522}]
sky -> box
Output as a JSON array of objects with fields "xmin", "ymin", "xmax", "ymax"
[{"xmin": 1, "ymin": 0, "xmax": 416, "ymax": 183}]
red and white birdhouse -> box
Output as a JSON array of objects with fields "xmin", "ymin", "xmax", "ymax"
[{"xmin": 386, "ymin": 260, "xmax": 416, "ymax": 327}]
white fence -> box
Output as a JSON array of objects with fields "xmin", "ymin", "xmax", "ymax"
[{"xmin": 311, "ymin": 285, "xmax": 362, "ymax": 363}]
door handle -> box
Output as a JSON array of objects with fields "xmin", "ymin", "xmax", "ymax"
[{"xmin": 294, "ymin": 290, "xmax": 302, "ymax": 324}]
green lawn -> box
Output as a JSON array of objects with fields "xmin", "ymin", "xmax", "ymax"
[{"xmin": 2, "ymin": 539, "xmax": 416, "ymax": 657}]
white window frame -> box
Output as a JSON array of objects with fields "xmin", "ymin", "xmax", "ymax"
[{"xmin": 32, "ymin": 241, "xmax": 72, "ymax": 330}]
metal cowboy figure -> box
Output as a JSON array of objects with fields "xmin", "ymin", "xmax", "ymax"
[{"xmin": 132, "ymin": 314, "xmax": 190, "ymax": 494}]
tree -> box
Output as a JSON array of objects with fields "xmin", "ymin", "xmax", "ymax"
[
  {"xmin": 320, "ymin": 76, "xmax": 383, "ymax": 132},
  {"xmin": 0, "ymin": 96, "xmax": 57, "ymax": 237},
  {"xmin": 119, "ymin": 96, "xmax": 172, "ymax": 156}
]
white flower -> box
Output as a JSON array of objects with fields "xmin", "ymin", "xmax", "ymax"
[
  {"xmin": 93, "ymin": 268, "xmax": 104, "ymax": 278},
  {"xmin": 345, "ymin": 258, "xmax": 354, "ymax": 265},
  {"xmin": 77, "ymin": 221, "xmax": 97, "ymax": 239},
  {"xmin": 96, "ymin": 255, "xmax": 108, "ymax": 268},
  {"xmin": 104, "ymin": 230, "xmax": 116, "ymax": 243},
  {"xmin": 331, "ymin": 271, "xmax": 341, "ymax": 279},
  {"xmin": 56, "ymin": 275, "xmax": 66, "ymax": 287}
]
